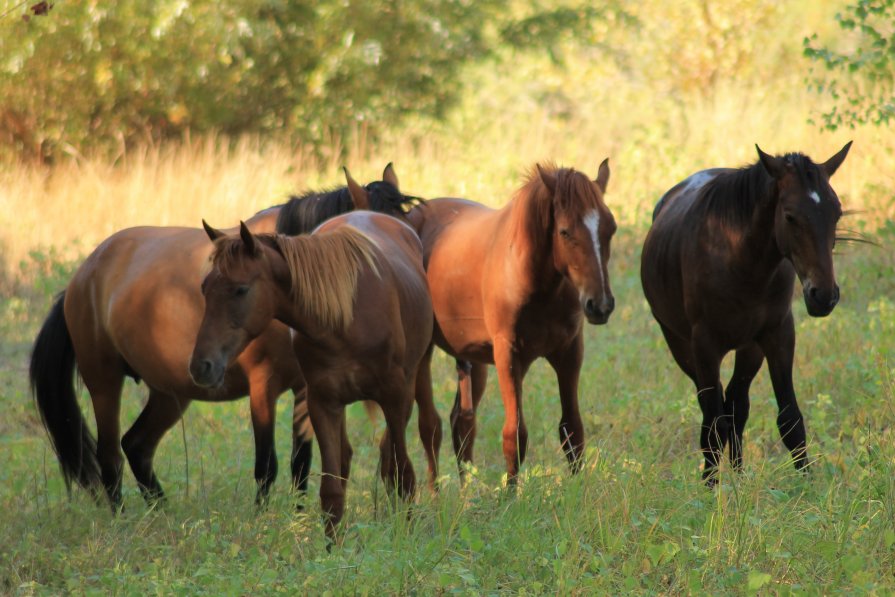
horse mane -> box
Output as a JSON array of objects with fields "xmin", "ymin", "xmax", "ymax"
[
  {"xmin": 696, "ymin": 153, "xmax": 819, "ymax": 229},
  {"xmin": 274, "ymin": 227, "xmax": 380, "ymax": 331},
  {"xmin": 512, "ymin": 164, "xmax": 604, "ymax": 254},
  {"xmin": 210, "ymin": 226, "xmax": 380, "ymax": 331},
  {"xmin": 275, "ymin": 181, "xmax": 422, "ymax": 235}
]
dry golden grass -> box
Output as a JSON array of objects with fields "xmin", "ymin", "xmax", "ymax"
[{"xmin": 2, "ymin": 79, "xmax": 893, "ymax": 292}]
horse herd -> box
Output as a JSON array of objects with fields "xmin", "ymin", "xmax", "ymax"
[{"xmin": 29, "ymin": 142, "xmax": 852, "ymax": 539}]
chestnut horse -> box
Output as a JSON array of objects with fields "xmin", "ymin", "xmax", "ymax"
[
  {"xmin": 29, "ymin": 165, "xmax": 413, "ymax": 508},
  {"xmin": 640, "ymin": 143, "xmax": 852, "ymax": 485},
  {"xmin": 190, "ymin": 211, "xmax": 432, "ymax": 538},
  {"xmin": 408, "ymin": 162, "xmax": 616, "ymax": 483}
]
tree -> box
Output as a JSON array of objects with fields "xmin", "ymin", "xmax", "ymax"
[
  {"xmin": 804, "ymin": 0, "xmax": 895, "ymax": 130},
  {"xmin": 0, "ymin": 0, "xmax": 627, "ymax": 161}
]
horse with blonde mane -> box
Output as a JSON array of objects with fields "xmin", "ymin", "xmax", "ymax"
[{"xmin": 190, "ymin": 208, "xmax": 432, "ymax": 539}]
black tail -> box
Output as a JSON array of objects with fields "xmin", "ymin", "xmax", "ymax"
[{"xmin": 29, "ymin": 291, "xmax": 101, "ymax": 493}]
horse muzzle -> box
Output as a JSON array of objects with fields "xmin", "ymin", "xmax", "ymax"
[
  {"xmin": 583, "ymin": 295, "xmax": 615, "ymax": 325},
  {"xmin": 189, "ymin": 357, "xmax": 225, "ymax": 388},
  {"xmin": 802, "ymin": 281, "xmax": 839, "ymax": 318}
]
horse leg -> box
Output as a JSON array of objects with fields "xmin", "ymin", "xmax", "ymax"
[
  {"xmin": 413, "ymin": 344, "xmax": 441, "ymax": 491},
  {"xmin": 291, "ymin": 384, "xmax": 314, "ymax": 496},
  {"xmin": 759, "ymin": 313, "xmax": 808, "ymax": 471},
  {"xmin": 378, "ymin": 381, "xmax": 416, "ymax": 501},
  {"xmin": 691, "ymin": 325, "xmax": 727, "ymax": 487},
  {"xmin": 79, "ymin": 363, "xmax": 126, "ymax": 508},
  {"xmin": 121, "ymin": 389, "xmax": 189, "ymax": 504},
  {"xmin": 724, "ymin": 343, "xmax": 764, "ymax": 471},
  {"xmin": 248, "ymin": 369, "xmax": 281, "ymax": 506},
  {"xmin": 547, "ymin": 332, "xmax": 585, "ymax": 473},
  {"xmin": 339, "ymin": 410, "xmax": 353, "ymax": 492},
  {"xmin": 493, "ymin": 338, "xmax": 529, "ymax": 485},
  {"xmin": 450, "ymin": 361, "xmax": 487, "ymax": 478},
  {"xmin": 307, "ymin": 397, "xmax": 345, "ymax": 540}
]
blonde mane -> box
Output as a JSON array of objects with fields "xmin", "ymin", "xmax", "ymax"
[{"xmin": 275, "ymin": 226, "xmax": 380, "ymax": 331}]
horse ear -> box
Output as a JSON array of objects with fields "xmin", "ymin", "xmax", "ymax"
[
  {"xmin": 343, "ymin": 166, "xmax": 370, "ymax": 210},
  {"xmin": 756, "ymin": 145, "xmax": 786, "ymax": 178},
  {"xmin": 537, "ymin": 164, "xmax": 557, "ymax": 195},
  {"xmin": 595, "ymin": 158, "xmax": 610, "ymax": 194},
  {"xmin": 239, "ymin": 221, "xmax": 256, "ymax": 254},
  {"xmin": 821, "ymin": 141, "xmax": 852, "ymax": 178},
  {"xmin": 382, "ymin": 162, "xmax": 400, "ymax": 190},
  {"xmin": 202, "ymin": 219, "xmax": 225, "ymax": 242}
]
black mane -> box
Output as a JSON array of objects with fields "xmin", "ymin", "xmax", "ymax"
[
  {"xmin": 275, "ymin": 181, "xmax": 420, "ymax": 235},
  {"xmin": 696, "ymin": 153, "xmax": 819, "ymax": 229}
]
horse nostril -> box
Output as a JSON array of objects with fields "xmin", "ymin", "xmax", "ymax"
[
  {"xmin": 831, "ymin": 285, "xmax": 840, "ymax": 306},
  {"xmin": 808, "ymin": 286, "xmax": 819, "ymax": 300},
  {"xmin": 585, "ymin": 298, "xmax": 596, "ymax": 316},
  {"xmin": 605, "ymin": 296, "xmax": 616, "ymax": 314}
]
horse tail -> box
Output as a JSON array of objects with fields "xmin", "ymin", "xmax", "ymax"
[{"xmin": 29, "ymin": 291, "xmax": 101, "ymax": 493}]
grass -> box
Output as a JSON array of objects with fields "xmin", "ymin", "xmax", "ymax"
[
  {"xmin": 4, "ymin": 1, "xmax": 895, "ymax": 592},
  {"xmin": 2, "ymin": 218, "xmax": 894, "ymax": 594}
]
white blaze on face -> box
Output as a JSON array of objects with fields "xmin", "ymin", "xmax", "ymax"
[
  {"xmin": 809, "ymin": 190, "xmax": 821, "ymax": 204},
  {"xmin": 583, "ymin": 210, "xmax": 607, "ymax": 295}
]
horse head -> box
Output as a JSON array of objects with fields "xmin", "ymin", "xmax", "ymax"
[
  {"xmin": 537, "ymin": 160, "xmax": 616, "ymax": 324},
  {"xmin": 190, "ymin": 221, "xmax": 282, "ymax": 388},
  {"xmin": 757, "ymin": 142, "xmax": 851, "ymax": 317}
]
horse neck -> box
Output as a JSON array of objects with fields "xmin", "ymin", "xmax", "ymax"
[
  {"xmin": 736, "ymin": 177, "xmax": 784, "ymax": 274},
  {"xmin": 506, "ymin": 187, "xmax": 561, "ymax": 290}
]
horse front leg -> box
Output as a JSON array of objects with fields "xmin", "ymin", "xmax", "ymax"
[
  {"xmin": 759, "ymin": 313, "xmax": 809, "ymax": 471},
  {"xmin": 724, "ymin": 343, "xmax": 764, "ymax": 471},
  {"xmin": 248, "ymin": 368, "xmax": 281, "ymax": 505},
  {"xmin": 307, "ymin": 397, "xmax": 346, "ymax": 542},
  {"xmin": 547, "ymin": 332, "xmax": 585, "ymax": 473},
  {"xmin": 691, "ymin": 325, "xmax": 727, "ymax": 487},
  {"xmin": 493, "ymin": 337, "xmax": 528, "ymax": 485}
]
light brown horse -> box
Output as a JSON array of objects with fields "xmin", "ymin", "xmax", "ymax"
[
  {"xmin": 29, "ymin": 166, "xmax": 413, "ymax": 508},
  {"xmin": 408, "ymin": 162, "xmax": 616, "ymax": 483},
  {"xmin": 190, "ymin": 211, "xmax": 433, "ymax": 538}
]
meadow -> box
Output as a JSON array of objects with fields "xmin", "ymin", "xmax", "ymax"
[{"xmin": 3, "ymin": 0, "xmax": 895, "ymax": 594}]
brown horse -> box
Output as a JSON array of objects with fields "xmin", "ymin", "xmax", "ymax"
[
  {"xmin": 29, "ymin": 165, "xmax": 413, "ymax": 508},
  {"xmin": 190, "ymin": 211, "xmax": 432, "ymax": 538},
  {"xmin": 408, "ymin": 162, "xmax": 616, "ymax": 483},
  {"xmin": 640, "ymin": 143, "xmax": 852, "ymax": 485}
]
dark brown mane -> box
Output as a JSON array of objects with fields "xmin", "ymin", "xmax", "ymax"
[{"xmin": 696, "ymin": 153, "xmax": 821, "ymax": 229}]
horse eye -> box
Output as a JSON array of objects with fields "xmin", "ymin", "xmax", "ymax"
[
  {"xmin": 784, "ymin": 212, "xmax": 796, "ymax": 225},
  {"xmin": 234, "ymin": 285, "xmax": 250, "ymax": 297},
  {"xmin": 559, "ymin": 228, "xmax": 571, "ymax": 239}
]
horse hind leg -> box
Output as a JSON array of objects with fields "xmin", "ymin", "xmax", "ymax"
[
  {"xmin": 724, "ymin": 344, "xmax": 764, "ymax": 471},
  {"xmin": 290, "ymin": 384, "xmax": 314, "ymax": 497},
  {"xmin": 450, "ymin": 360, "xmax": 487, "ymax": 480},
  {"xmin": 122, "ymin": 389, "xmax": 190, "ymax": 505},
  {"xmin": 80, "ymin": 366, "xmax": 127, "ymax": 509},
  {"xmin": 414, "ymin": 345, "xmax": 442, "ymax": 491}
]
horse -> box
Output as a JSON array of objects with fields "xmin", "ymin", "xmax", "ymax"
[
  {"xmin": 407, "ymin": 161, "xmax": 616, "ymax": 483},
  {"xmin": 640, "ymin": 142, "xmax": 852, "ymax": 485},
  {"xmin": 29, "ymin": 164, "xmax": 415, "ymax": 508},
  {"xmin": 190, "ymin": 210, "xmax": 433, "ymax": 539}
]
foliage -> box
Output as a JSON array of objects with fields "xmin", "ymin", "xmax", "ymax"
[
  {"xmin": 805, "ymin": 0, "xmax": 895, "ymax": 130},
  {"xmin": 0, "ymin": 0, "xmax": 626, "ymax": 161}
]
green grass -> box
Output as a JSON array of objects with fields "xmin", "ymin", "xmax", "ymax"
[{"xmin": 2, "ymin": 223, "xmax": 894, "ymax": 595}]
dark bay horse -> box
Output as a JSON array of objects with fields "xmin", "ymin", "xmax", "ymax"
[
  {"xmin": 407, "ymin": 162, "xmax": 616, "ymax": 483},
  {"xmin": 191, "ymin": 211, "xmax": 432, "ymax": 538},
  {"xmin": 640, "ymin": 143, "xmax": 852, "ymax": 485},
  {"xmin": 29, "ymin": 164, "xmax": 414, "ymax": 508}
]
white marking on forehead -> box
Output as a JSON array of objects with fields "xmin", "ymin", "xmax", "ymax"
[
  {"xmin": 583, "ymin": 210, "xmax": 607, "ymax": 294},
  {"xmin": 809, "ymin": 189, "xmax": 821, "ymax": 204}
]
